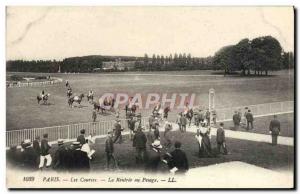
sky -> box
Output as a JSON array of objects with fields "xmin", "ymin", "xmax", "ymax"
[{"xmin": 6, "ymin": 6, "xmax": 294, "ymax": 60}]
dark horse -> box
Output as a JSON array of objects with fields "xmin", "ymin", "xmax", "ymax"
[
  {"xmin": 68, "ymin": 93, "xmax": 84, "ymax": 107},
  {"xmin": 37, "ymin": 94, "xmax": 49, "ymax": 105}
]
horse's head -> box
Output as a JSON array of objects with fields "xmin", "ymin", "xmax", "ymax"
[{"xmin": 80, "ymin": 93, "xmax": 85, "ymax": 98}]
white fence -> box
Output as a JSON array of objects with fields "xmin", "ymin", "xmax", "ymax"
[
  {"xmin": 6, "ymin": 101, "xmax": 294, "ymax": 148},
  {"xmin": 216, "ymin": 101, "xmax": 294, "ymax": 122},
  {"xmin": 7, "ymin": 77, "xmax": 63, "ymax": 88}
]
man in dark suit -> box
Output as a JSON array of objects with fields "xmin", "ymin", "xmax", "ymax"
[
  {"xmin": 180, "ymin": 114, "xmax": 187, "ymax": 132},
  {"xmin": 77, "ymin": 129, "xmax": 86, "ymax": 145},
  {"xmin": 22, "ymin": 139, "xmax": 39, "ymax": 170},
  {"xmin": 269, "ymin": 115, "xmax": 281, "ymax": 145},
  {"xmin": 71, "ymin": 142, "xmax": 90, "ymax": 172},
  {"xmin": 32, "ymin": 136, "xmax": 41, "ymax": 165},
  {"xmin": 133, "ymin": 127, "xmax": 147, "ymax": 164},
  {"xmin": 32, "ymin": 136, "xmax": 41, "ymax": 155},
  {"xmin": 39, "ymin": 133, "xmax": 52, "ymax": 169},
  {"xmin": 217, "ymin": 122, "xmax": 228, "ymax": 155},
  {"xmin": 232, "ymin": 111, "xmax": 241, "ymax": 130},
  {"xmin": 145, "ymin": 140, "xmax": 162, "ymax": 173},
  {"xmin": 128, "ymin": 116, "xmax": 136, "ymax": 140},
  {"xmin": 149, "ymin": 114, "xmax": 155, "ymax": 129},
  {"xmin": 53, "ymin": 139, "xmax": 68, "ymax": 171},
  {"xmin": 113, "ymin": 119, "xmax": 124, "ymax": 143},
  {"xmin": 245, "ymin": 110, "xmax": 254, "ymax": 130},
  {"xmin": 105, "ymin": 131, "xmax": 118, "ymax": 169},
  {"xmin": 169, "ymin": 141, "xmax": 189, "ymax": 174}
]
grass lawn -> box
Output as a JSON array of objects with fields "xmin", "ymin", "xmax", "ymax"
[
  {"xmin": 7, "ymin": 130, "xmax": 294, "ymax": 173},
  {"xmin": 6, "ymin": 70, "xmax": 294, "ymax": 130},
  {"xmin": 222, "ymin": 113, "xmax": 294, "ymax": 137}
]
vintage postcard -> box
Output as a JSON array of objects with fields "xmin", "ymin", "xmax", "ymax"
[{"xmin": 6, "ymin": 6, "xmax": 294, "ymax": 189}]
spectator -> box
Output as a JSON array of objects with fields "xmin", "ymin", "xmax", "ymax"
[
  {"xmin": 217, "ymin": 123, "xmax": 228, "ymax": 155},
  {"xmin": 149, "ymin": 113, "xmax": 155, "ymax": 130},
  {"xmin": 163, "ymin": 106, "xmax": 170, "ymax": 119},
  {"xmin": 205, "ymin": 109, "xmax": 211, "ymax": 126},
  {"xmin": 105, "ymin": 131, "xmax": 118, "ymax": 169},
  {"xmin": 169, "ymin": 141, "xmax": 189, "ymax": 174},
  {"xmin": 232, "ymin": 111, "xmax": 241, "ymax": 130},
  {"xmin": 198, "ymin": 123, "xmax": 213, "ymax": 157},
  {"xmin": 245, "ymin": 110, "xmax": 254, "ymax": 130},
  {"xmin": 113, "ymin": 119, "xmax": 124, "ymax": 143},
  {"xmin": 211, "ymin": 109, "xmax": 217, "ymax": 125},
  {"xmin": 71, "ymin": 142, "xmax": 90, "ymax": 172},
  {"xmin": 128, "ymin": 116, "xmax": 136, "ymax": 140},
  {"xmin": 145, "ymin": 140, "xmax": 163, "ymax": 173},
  {"xmin": 53, "ymin": 139, "xmax": 68, "ymax": 171},
  {"xmin": 180, "ymin": 114, "xmax": 187, "ymax": 132},
  {"xmin": 147, "ymin": 125, "xmax": 155, "ymax": 148},
  {"xmin": 176, "ymin": 113, "xmax": 182, "ymax": 131},
  {"xmin": 269, "ymin": 115, "xmax": 281, "ymax": 146},
  {"xmin": 39, "ymin": 133, "xmax": 52, "ymax": 169},
  {"xmin": 153, "ymin": 122, "xmax": 160, "ymax": 140},
  {"xmin": 77, "ymin": 129, "xmax": 86, "ymax": 145},
  {"xmin": 194, "ymin": 112, "xmax": 200, "ymax": 127},
  {"xmin": 164, "ymin": 121, "xmax": 173, "ymax": 149},
  {"xmin": 32, "ymin": 136, "xmax": 41, "ymax": 158},
  {"xmin": 22, "ymin": 139, "xmax": 39, "ymax": 170},
  {"xmin": 243, "ymin": 107, "xmax": 249, "ymax": 125},
  {"xmin": 133, "ymin": 127, "xmax": 147, "ymax": 164},
  {"xmin": 92, "ymin": 110, "xmax": 97, "ymax": 122}
]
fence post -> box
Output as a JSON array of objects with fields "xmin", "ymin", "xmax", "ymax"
[{"xmin": 67, "ymin": 125, "xmax": 70, "ymax": 139}]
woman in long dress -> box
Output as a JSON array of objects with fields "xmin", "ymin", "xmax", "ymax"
[{"xmin": 195, "ymin": 122, "xmax": 213, "ymax": 158}]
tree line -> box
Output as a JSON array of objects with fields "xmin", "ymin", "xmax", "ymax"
[
  {"xmin": 212, "ymin": 36, "xmax": 294, "ymax": 75},
  {"xmin": 6, "ymin": 36, "xmax": 293, "ymax": 74}
]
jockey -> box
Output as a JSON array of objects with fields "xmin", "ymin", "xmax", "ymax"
[
  {"xmin": 88, "ymin": 89, "xmax": 94, "ymax": 96},
  {"xmin": 41, "ymin": 90, "xmax": 45, "ymax": 99}
]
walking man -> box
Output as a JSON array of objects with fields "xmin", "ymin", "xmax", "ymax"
[
  {"xmin": 245, "ymin": 110, "xmax": 254, "ymax": 130},
  {"xmin": 133, "ymin": 127, "xmax": 147, "ymax": 164},
  {"xmin": 232, "ymin": 111, "xmax": 241, "ymax": 130},
  {"xmin": 180, "ymin": 114, "xmax": 187, "ymax": 132},
  {"xmin": 92, "ymin": 110, "xmax": 97, "ymax": 122},
  {"xmin": 39, "ymin": 133, "xmax": 52, "ymax": 169},
  {"xmin": 269, "ymin": 115, "xmax": 281, "ymax": 146},
  {"xmin": 77, "ymin": 129, "xmax": 86, "ymax": 145},
  {"xmin": 128, "ymin": 116, "xmax": 136, "ymax": 140},
  {"xmin": 113, "ymin": 119, "xmax": 124, "ymax": 143},
  {"xmin": 105, "ymin": 131, "xmax": 118, "ymax": 169},
  {"xmin": 216, "ymin": 123, "xmax": 228, "ymax": 155}
]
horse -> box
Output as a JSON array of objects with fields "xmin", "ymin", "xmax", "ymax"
[
  {"xmin": 68, "ymin": 93, "xmax": 84, "ymax": 107},
  {"xmin": 37, "ymin": 94, "xmax": 50, "ymax": 105}
]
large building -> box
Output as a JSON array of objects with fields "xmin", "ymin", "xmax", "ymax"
[{"xmin": 102, "ymin": 59, "xmax": 136, "ymax": 71}]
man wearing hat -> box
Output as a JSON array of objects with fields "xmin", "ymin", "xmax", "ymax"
[
  {"xmin": 269, "ymin": 115, "xmax": 281, "ymax": 146},
  {"xmin": 77, "ymin": 129, "xmax": 86, "ymax": 145},
  {"xmin": 133, "ymin": 127, "xmax": 147, "ymax": 164},
  {"xmin": 145, "ymin": 140, "xmax": 163, "ymax": 172},
  {"xmin": 217, "ymin": 123, "xmax": 228, "ymax": 155},
  {"xmin": 128, "ymin": 116, "xmax": 136, "ymax": 140},
  {"xmin": 149, "ymin": 113, "xmax": 155, "ymax": 130},
  {"xmin": 71, "ymin": 141, "xmax": 90, "ymax": 171},
  {"xmin": 169, "ymin": 141, "xmax": 189, "ymax": 174},
  {"xmin": 105, "ymin": 131, "xmax": 118, "ymax": 169},
  {"xmin": 232, "ymin": 111, "xmax": 241, "ymax": 130},
  {"xmin": 53, "ymin": 139, "xmax": 68, "ymax": 171},
  {"xmin": 32, "ymin": 136, "xmax": 41, "ymax": 156},
  {"xmin": 164, "ymin": 121, "xmax": 173, "ymax": 149},
  {"xmin": 113, "ymin": 119, "xmax": 124, "ymax": 143},
  {"xmin": 22, "ymin": 139, "xmax": 39, "ymax": 169},
  {"xmin": 245, "ymin": 109, "xmax": 254, "ymax": 130},
  {"xmin": 39, "ymin": 133, "xmax": 52, "ymax": 169},
  {"xmin": 180, "ymin": 113, "xmax": 187, "ymax": 132}
]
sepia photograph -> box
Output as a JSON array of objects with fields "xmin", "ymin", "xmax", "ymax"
[{"xmin": 5, "ymin": 6, "xmax": 295, "ymax": 189}]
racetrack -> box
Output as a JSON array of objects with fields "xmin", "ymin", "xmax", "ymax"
[{"xmin": 6, "ymin": 70, "xmax": 294, "ymax": 130}]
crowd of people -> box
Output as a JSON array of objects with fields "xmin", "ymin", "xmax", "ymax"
[{"xmin": 9, "ymin": 92, "xmax": 283, "ymax": 173}]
